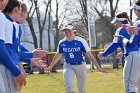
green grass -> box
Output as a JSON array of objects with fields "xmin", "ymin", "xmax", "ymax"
[{"xmin": 20, "ymin": 67, "xmax": 137, "ymax": 93}]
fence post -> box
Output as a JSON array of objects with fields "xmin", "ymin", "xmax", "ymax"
[{"xmin": 113, "ymin": 51, "xmax": 118, "ymax": 69}]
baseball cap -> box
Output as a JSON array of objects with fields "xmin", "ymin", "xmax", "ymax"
[
  {"xmin": 111, "ymin": 18, "xmax": 127, "ymax": 24},
  {"xmin": 130, "ymin": 3, "xmax": 140, "ymax": 10},
  {"xmin": 63, "ymin": 23, "xmax": 74, "ymax": 31}
]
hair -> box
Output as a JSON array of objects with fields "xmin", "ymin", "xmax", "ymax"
[
  {"xmin": 74, "ymin": 30, "xmax": 84, "ymax": 38},
  {"xmin": 116, "ymin": 12, "xmax": 133, "ymax": 25},
  {"xmin": 3, "ymin": 0, "xmax": 20, "ymax": 13},
  {"xmin": 134, "ymin": 0, "xmax": 140, "ymax": 5},
  {"xmin": 21, "ymin": 2, "xmax": 27, "ymax": 13}
]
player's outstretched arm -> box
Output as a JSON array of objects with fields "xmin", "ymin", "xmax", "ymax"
[
  {"xmin": 32, "ymin": 48, "xmax": 48, "ymax": 58},
  {"xmin": 31, "ymin": 58, "xmax": 46, "ymax": 69},
  {"xmin": 45, "ymin": 53, "xmax": 61, "ymax": 71},
  {"xmin": 85, "ymin": 51, "xmax": 109, "ymax": 74}
]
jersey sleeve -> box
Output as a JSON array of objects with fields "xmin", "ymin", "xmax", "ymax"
[
  {"xmin": 20, "ymin": 44, "xmax": 29, "ymax": 52},
  {"xmin": 134, "ymin": 20, "xmax": 140, "ymax": 28},
  {"xmin": 57, "ymin": 40, "xmax": 64, "ymax": 53},
  {"xmin": 102, "ymin": 43, "xmax": 121, "ymax": 57},
  {"xmin": 5, "ymin": 19, "xmax": 13, "ymax": 44},
  {"xmin": 0, "ymin": 12, "xmax": 6, "ymax": 41},
  {"xmin": 0, "ymin": 40, "xmax": 21, "ymax": 77},
  {"xmin": 19, "ymin": 51, "xmax": 33, "ymax": 59},
  {"xmin": 113, "ymin": 27, "xmax": 127, "ymax": 43},
  {"xmin": 122, "ymin": 34, "xmax": 140, "ymax": 47},
  {"xmin": 20, "ymin": 58, "xmax": 31, "ymax": 63},
  {"xmin": 81, "ymin": 38, "xmax": 90, "ymax": 53}
]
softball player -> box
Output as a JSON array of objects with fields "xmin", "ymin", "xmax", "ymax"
[
  {"xmin": 14, "ymin": 2, "xmax": 47, "ymax": 70},
  {"xmin": 118, "ymin": 1, "xmax": 140, "ymax": 92},
  {"xmin": 97, "ymin": 12, "xmax": 140, "ymax": 93},
  {"xmin": 46, "ymin": 23, "xmax": 108, "ymax": 93},
  {"xmin": 0, "ymin": 0, "xmax": 26, "ymax": 93},
  {"xmin": 3, "ymin": 0, "xmax": 47, "ymax": 84},
  {"xmin": 3, "ymin": 0, "xmax": 26, "ymax": 92}
]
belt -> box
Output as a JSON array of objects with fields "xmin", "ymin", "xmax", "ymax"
[{"xmin": 67, "ymin": 62, "xmax": 84, "ymax": 65}]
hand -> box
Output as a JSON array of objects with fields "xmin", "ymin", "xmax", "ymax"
[
  {"xmin": 98, "ymin": 68, "xmax": 109, "ymax": 74},
  {"xmin": 97, "ymin": 53, "xmax": 104, "ymax": 60},
  {"xmin": 116, "ymin": 53, "xmax": 123, "ymax": 59},
  {"xmin": 14, "ymin": 72, "xmax": 26, "ymax": 91},
  {"xmin": 126, "ymin": 26, "xmax": 139, "ymax": 35},
  {"xmin": 32, "ymin": 48, "xmax": 48, "ymax": 58},
  {"xmin": 45, "ymin": 66, "xmax": 52, "ymax": 71},
  {"xmin": 31, "ymin": 58, "xmax": 47, "ymax": 69}
]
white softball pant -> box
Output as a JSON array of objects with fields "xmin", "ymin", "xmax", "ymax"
[
  {"xmin": 0, "ymin": 64, "xmax": 18, "ymax": 93},
  {"xmin": 124, "ymin": 51, "xmax": 140, "ymax": 93},
  {"xmin": 63, "ymin": 62, "xmax": 87, "ymax": 93}
]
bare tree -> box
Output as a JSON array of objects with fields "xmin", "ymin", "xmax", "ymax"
[
  {"xmin": 47, "ymin": 1, "xmax": 51, "ymax": 51},
  {"xmin": 87, "ymin": 0, "xmax": 120, "ymax": 69},
  {"xmin": 22, "ymin": 0, "xmax": 51, "ymax": 49},
  {"xmin": 78, "ymin": 0, "xmax": 88, "ymax": 31},
  {"xmin": 51, "ymin": 0, "xmax": 68, "ymax": 51},
  {"xmin": 130, "ymin": 0, "xmax": 133, "ymax": 21}
]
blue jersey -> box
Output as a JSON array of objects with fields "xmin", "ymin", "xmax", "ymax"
[
  {"xmin": 102, "ymin": 26, "xmax": 139, "ymax": 56},
  {"xmin": 121, "ymin": 19, "xmax": 140, "ymax": 48},
  {"xmin": 133, "ymin": 19, "xmax": 140, "ymax": 47},
  {"xmin": 57, "ymin": 36, "xmax": 90, "ymax": 64},
  {"xmin": 0, "ymin": 13, "xmax": 21, "ymax": 77},
  {"xmin": 5, "ymin": 15, "xmax": 16, "ymax": 63},
  {"xmin": 5, "ymin": 15, "xmax": 33, "ymax": 65},
  {"xmin": 13, "ymin": 22, "xmax": 33, "ymax": 64}
]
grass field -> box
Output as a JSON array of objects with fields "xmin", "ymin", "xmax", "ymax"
[{"xmin": 20, "ymin": 67, "xmax": 138, "ymax": 93}]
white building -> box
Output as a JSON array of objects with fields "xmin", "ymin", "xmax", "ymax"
[{"xmin": 21, "ymin": 17, "xmax": 55, "ymax": 51}]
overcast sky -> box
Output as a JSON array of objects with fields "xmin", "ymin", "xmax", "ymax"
[{"xmin": 19, "ymin": 0, "xmax": 136, "ymax": 21}]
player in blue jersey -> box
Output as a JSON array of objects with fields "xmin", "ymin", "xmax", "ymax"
[
  {"xmin": 115, "ymin": 1, "xmax": 140, "ymax": 92},
  {"xmin": 2, "ymin": 0, "xmax": 47, "ymax": 92},
  {"xmin": 97, "ymin": 12, "xmax": 140, "ymax": 93},
  {"xmin": 12, "ymin": 2, "xmax": 47, "ymax": 77},
  {"xmin": 46, "ymin": 23, "xmax": 108, "ymax": 93},
  {"xmin": 0, "ymin": 0, "xmax": 26, "ymax": 93}
]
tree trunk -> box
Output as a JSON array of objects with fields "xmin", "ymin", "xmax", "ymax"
[
  {"xmin": 54, "ymin": 0, "xmax": 59, "ymax": 51},
  {"xmin": 48, "ymin": 3, "xmax": 51, "ymax": 51},
  {"xmin": 26, "ymin": 17, "xmax": 38, "ymax": 48}
]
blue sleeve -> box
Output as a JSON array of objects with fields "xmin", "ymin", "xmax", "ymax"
[
  {"xmin": 20, "ymin": 45, "xmax": 29, "ymax": 52},
  {"xmin": 102, "ymin": 43, "xmax": 121, "ymax": 57},
  {"xmin": 19, "ymin": 45, "xmax": 33, "ymax": 63},
  {"xmin": 58, "ymin": 43, "xmax": 64, "ymax": 53},
  {"xmin": 0, "ymin": 40, "xmax": 21, "ymax": 77},
  {"xmin": 20, "ymin": 58, "xmax": 31, "ymax": 63},
  {"xmin": 126, "ymin": 36, "xmax": 139, "ymax": 47},
  {"xmin": 19, "ymin": 51, "xmax": 33, "ymax": 59},
  {"xmin": 121, "ymin": 34, "xmax": 140, "ymax": 47}
]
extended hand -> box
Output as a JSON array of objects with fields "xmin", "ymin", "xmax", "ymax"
[
  {"xmin": 98, "ymin": 68, "xmax": 109, "ymax": 74},
  {"xmin": 45, "ymin": 66, "xmax": 52, "ymax": 71},
  {"xmin": 97, "ymin": 53, "xmax": 104, "ymax": 60},
  {"xmin": 126, "ymin": 26, "xmax": 139, "ymax": 35},
  {"xmin": 31, "ymin": 58, "xmax": 47, "ymax": 69},
  {"xmin": 116, "ymin": 53, "xmax": 123, "ymax": 59},
  {"xmin": 33, "ymin": 48, "xmax": 48, "ymax": 58}
]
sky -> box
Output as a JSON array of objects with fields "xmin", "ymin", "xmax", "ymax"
[
  {"xmin": 19, "ymin": 0, "xmax": 136, "ymax": 21},
  {"xmin": 117, "ymin": 0, "xmax": 136, "ymax": 21}
]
